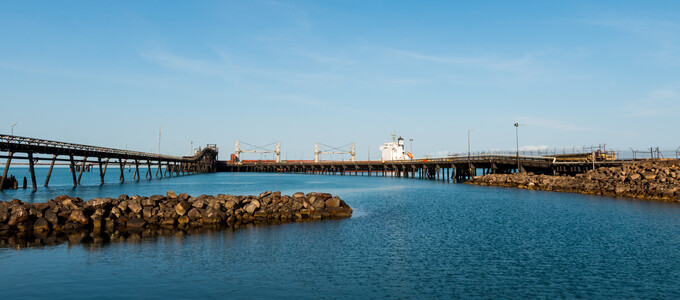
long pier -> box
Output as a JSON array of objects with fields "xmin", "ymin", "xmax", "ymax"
[
  {"xmin": 217, "ymin": 154, "xmax": 625, "ymax": 181},
  {"xmin": 0, "ymin": 134, "xmax": 218, "ymax": 191}
]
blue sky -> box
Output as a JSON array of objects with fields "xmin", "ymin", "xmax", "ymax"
[{"xmin": 1, "ymin": 1, "xmax": 679, "ymax": 160}]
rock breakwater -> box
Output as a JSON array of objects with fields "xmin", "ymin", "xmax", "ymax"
[
  {"xmin": 0, "ymin": 191, "xmax": 353, "ymax": 242},
  {"xmin": 467, "ymin": 161, "xmax": 680, "ymax": 202}
]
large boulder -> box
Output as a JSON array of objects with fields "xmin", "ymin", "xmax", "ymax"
[
  {"xmin": 8, "ymin": 208, "xmax": 29, "ymax": 226},
  {"xmin": 202, "ymin": 209, "xmax": 224, "ymax": 224},
  {"xmin": 68, "ymin": 210, "xmax": 90, "ymax": 225},
  {"xmin": 325, "ymin": 197, "xmax": 341, "ymax": 208},
  {"xmin": 33, "ymin": 217, "xmax": 50, "ymax": 232},
  {"xmin": 311, "ymin": 198, "xmax": 326, "ymax": 210},
  {"xmin": 187, "ymin": 208, "xmax": 202, "ymax": 221},
  {"xmin": 224, "ymin": 200, "xmax": 237, "ymax": 210},
  {"xmin": 177, "ymin": 215, "xmax": 190, "ymax": 225},
  {"xmin": 128, "ymin": 199, "xmax": 143, "ymax": 214},
  {"xmin": 615, "ymin": 184, "xmax": 628, "ymax": 195},
  {"xmin": 642, "ymin": 171, "xmax": 656, "ymax": 180},
  {"xmin": 142, "ymin": 207, "xmax": 154, "ymax": 220},
  {"xmin": 54, "ymin": 195, "xmax": 70, "ymax": 202},
  {"xmin": 0, "ymin": 211, "xmax": 9, "ymax": 223},
  {"xmin": 44, "ymin": 211, "xmax": 59, "ymax": 225},
  {"xmin": 85, "ymin": 198, "xmax": 111, "ymax": 209},
  {"xmin": 149, "ymin": 195, "xmax": 165, "ymax": 202},
  {"xmin": 141, "ymin": 198, "xmax": 156, "ymax": 207},
  {"xmin": 127, "ymin": 217, "xmax": 146, "ymax": 228},
  {"xmin": 244, "ymin": 202, "xmax": 258, "ymax": 215},
  {"xmin": 175, "ymin": 201, "xmax": 191, "ymax": 216}
]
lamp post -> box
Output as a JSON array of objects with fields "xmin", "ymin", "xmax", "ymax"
[
  {"xmin": 514, "ymin": 123, "xmax": 524, "ymax": 172},
  {"xmin": 409, "ymin": 138, "xmax": 413, "ymax": 160},
  {"xmin": 11, "ymin": 122, "xmax": 17, "ymax": 136},
  {"xmin": 467, "ymin": 129, "xmax": 473, "ymax": 159}
]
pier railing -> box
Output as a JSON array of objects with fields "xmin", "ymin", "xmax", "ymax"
[
  {"xmin": 0, "ymin": 134, "xmax": 218, "ymax": 191},
  {"xmin": 0, "ymin": 134, "xmax": 190, "ymax": 161}
]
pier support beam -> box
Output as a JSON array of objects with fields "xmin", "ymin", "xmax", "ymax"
[
  {"xmin": 98, "ymin": 157, "xmax": 105, "ymax": 184},
  {"xmin": 28, "ymin": 152, "xmax": 37, "ymax": 191},
  {"xmin": 44, "ymin": 154, "xmax": 57, "ymax": 187},
  {"xmin": 77, "ymin": 156, "xmax": 87, "ymax": 185},
  {"xmin": 134, "ymin": 160, "xmax": 140, "ymax": 181},
  {"xmin": 69, "ymin": 155, "xmax": 77, "ymax": 187},
  {"xmin": 0, "ymin": 152, "xmax": 13, "ymax": 191},
  {"xmin": 119, "ymin": 159, "xmax": 126, "ymax": 182}
]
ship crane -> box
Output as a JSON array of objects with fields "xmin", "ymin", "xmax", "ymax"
[
  {"xmin": 314, "ymin": 142, "xmax": 356, "ymax": 162},
  {"xmin": 235, "ymin": 140, "xmax": 281, "ymax": 163}
]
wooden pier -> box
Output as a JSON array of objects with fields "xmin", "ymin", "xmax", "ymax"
[
  {"xmin": 217, "ymin": 154, "xmax": 625, "ymax": 181},
  {"xmin": 0, "ymin": 134, "xmax": 218, "ymax": 191}
]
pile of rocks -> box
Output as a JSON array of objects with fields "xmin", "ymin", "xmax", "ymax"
[
  {"xmin": 0, "ymin": 191, "xmax": 353, "ymax": 237},
  {"xmin": 466, "ymin": 161, "xmax": 680, "ymax": 202}
]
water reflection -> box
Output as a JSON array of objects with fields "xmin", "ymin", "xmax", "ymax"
[{"xmin": 0, "ymin": 221, "xmax": 310, "ymax": 250}]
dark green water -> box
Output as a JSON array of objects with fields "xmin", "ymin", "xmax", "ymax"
[{"xmin": 1, "ymin": 168, "xmax": 680, "ymax": 298}]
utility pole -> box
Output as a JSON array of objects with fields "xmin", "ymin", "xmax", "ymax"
[
  {"xmin": 514, "ymin": 123, "xmax": 524, "ymax": 172},
  {"xmin": 158, "ymin": 126, "xmax": 161, "ymax": 155},
  {"xmin": 467, "ymin": 130, "xmax": 473, "ymax": 159}
]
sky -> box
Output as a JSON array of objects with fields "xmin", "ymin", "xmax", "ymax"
[{"xmin": 1, "ymin": 0, "xmax": 680, "ymax": 160}]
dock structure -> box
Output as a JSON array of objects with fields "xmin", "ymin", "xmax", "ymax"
[
  {"xmin": 0, "ymin": 134, "xmax": 218, "ymax": 191},
  {"xmin": 217, "ymin": 154, "xmax": 624, "ymax": 181}
]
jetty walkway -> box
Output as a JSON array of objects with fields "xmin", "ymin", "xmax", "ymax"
[
  {"xmin": 217, "ymin": 154, "xmax": 625, "ymax": 181},
  {"xmin": 0, "ymin": 134, "xmax": 217, "ymax": 191}
]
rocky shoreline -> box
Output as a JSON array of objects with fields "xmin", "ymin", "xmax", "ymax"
[
  {"xmin": 0, "ymin": 191, "xmax": 353, "ymax": 247},
  {"xmin": 466, "ymin": 161, "xmax": 680, "ymax": 202}
]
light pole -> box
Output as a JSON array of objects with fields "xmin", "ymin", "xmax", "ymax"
[
  {"xmin": 11, "ymin": 122, "xmax": 17, "ymax": 136},
  {"xmin": 125, "ymin": 143, "xmax": 129, "ymax": 151},
  {"xmin": 514, "ymin": 123, "xmax": 524, "ymax": 172},
  {"xmin": 467, "ymin": 129, "xmax": 473, "ymax": 159},
  {"xmin": 409, "ymin": 138, "xmax": 413, "ymax": 160}
]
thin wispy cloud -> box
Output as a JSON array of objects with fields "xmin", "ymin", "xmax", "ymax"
[
  {"xmin": 142, "ymin": 52, "xmax": 226, "ymax": 76},
  {"xmin": 582, "ymin": 15, "xmax": 680, "ymax": 39},
  {"xmin": 142, "ymin": 50, "xmax": 343, "ymax": 84},
  {"xmin": 621, "ymin": 89, "xmax": 680, "ymax": 117},
  {"xmin": 387, "ymin": 48, "xmax": 542, "ymax": 77},
  {"xmin": 517, "ymin": 117, "xmax": 593, "ymax": 131},
  {"xmin": 579, "ymin": 14, "xmax": 680, "ymax": 65}
]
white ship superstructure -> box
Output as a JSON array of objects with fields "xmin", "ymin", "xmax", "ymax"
[{"xmin": 379, "ymin": 133, "xmax": 412, "ymax": 161}]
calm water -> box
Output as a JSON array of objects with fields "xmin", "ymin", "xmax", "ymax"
[{"xmin": 1, "ymin": 167, "xmax": 680, "ymax": 298}]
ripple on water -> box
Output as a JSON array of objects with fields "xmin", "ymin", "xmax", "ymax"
[{"xmin": 1, "ymin": 171, "xmax": 680, "ymax": 298}]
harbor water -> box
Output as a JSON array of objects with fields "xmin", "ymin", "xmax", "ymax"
[{"xmin": 1, "ymin": 167, "xmax": 680, "ymax": 298}]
